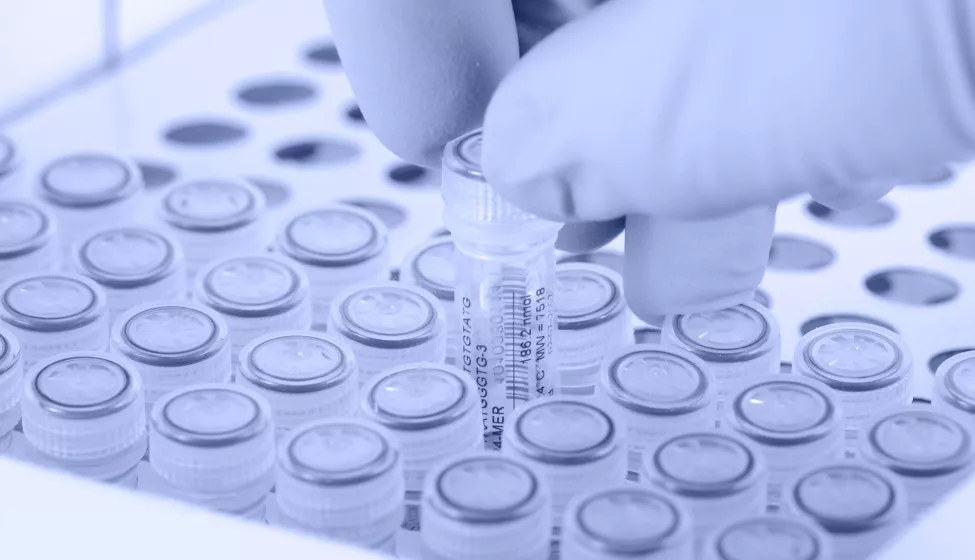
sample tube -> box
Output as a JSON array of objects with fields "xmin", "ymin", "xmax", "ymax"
[
  {"xmin": 110, "ymin": 301, "xmax": 232, "ymax": 410},
  {"xmin": 441, "ymin": 128, "xmax": 563, "ymax": 450},
  {"xmin": 784, "ymin": 461, "xmax": 908, "ymax": 560},
  {"xmin": 35, "ymin": 153, "xmax": 145, "ymax": 257},
  {"xmin": 21, "ymin": 351, "xmax": 147, "ymax": 487},
  {"xmin": 149, "ymin": 383, "xmax": 276, "ymax": 520},
  {"xmin": 561, "ymin": 486, "xmax": 693, "ymax": 560},
  {"xmin": 329, "ymin": 282, "xmax": 446, "ymax": 388},
  {"xmin": 71, "ymin": 227, "xmax": 186, "ymax": 322},
  {"xmin": 0, "ymin": 272, "xmax": 109, "ymax": 370},
  {"xmin": 0, "ymin": 135, "xmax": 24, "ymax": 196},
  {"xmin": 275, "ymin": 204, "xmax": 390, "ymax": 328},
  {"xmin": 700, "ymin": 514, "xmax": 833, "ymax": 560},
  {"xmin": 0, "ymin": 199, "xmax": 60, "ymax": 282},
  {"xmin": 793, "ymin": 322, "xmax": 913, "ymax": 454},
  {"xmin": 399, "ymin": 236, "xmax": 458, "ymax": 364},
  {"xmin": 641, "ymin": 430, "xmax": 768, "ymax": 550},
  {"xmin": 556, "ymin": 263, "xmax": 632, "ymax": 396},
  {"xmin": 724, "ymin": 375, "xmax": 844, "ymax": 509},
  {"xmin": 193, "ymin": 254, "xmax": 312, "ymax": 362},
  {"xmin": 275, "ymin": 418, "xmax": 404, "ymax": 553},
  {"xmin": 933, "ymin": 350, "xmax": 975, "ymax": 427},
  {"xmin": 859, "ymin": 404, "xmax": 975, "ymax": 520},
  {"xmin": 421, "ymin": 452, "xmax": 553, "ymax": 560},
  {"xmin": 237, "ymin": 331, "xmax": 359, "ymax": 435},
  {"xmin": 597, "ymin": 344, "xmax": 717, "ymax": 481},
  {"xmin": 0, "ymin": 326, "xmax": 21, "ymax": 454},
  {"xmin": 158, "ymin": 178, "xmax": 269, "ymax": 279}
]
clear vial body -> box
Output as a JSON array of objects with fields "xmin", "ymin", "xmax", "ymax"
[
  {"xmin": 0, "ymin": 326, "xmax": 22, "ymax": 455},
  {"xmin": 442, "ymin": 129, "xmax": 563, "ymax": 451},
  {"xmin": 400, "ymin": 236, "xmax": 459, "ymax": 365},
  {"xmin": 700, "ymin": 514, "xmax": 833, "ymax": 560},
  {"xmin": 0, "ymin": 199, "xmax": 61, "ymax": 283}
]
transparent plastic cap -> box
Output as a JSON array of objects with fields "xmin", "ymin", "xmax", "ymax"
[
  {"xmin": 161, "ymin": 178, "xmax": 264, "ymax": 232},
  {"xmin": 668, "ymin": 302, "xmax": 773, "ymax": 362},
  {"xmin": 195, "ymin": 255, "xmax": 309, "ymax": 318},
  {"xmin": 0, "ymin": 200, "xmax": 55, "ymax": 259},
  {"xmin": 506, "ymin": 398, "xmax": 620, "ymax": 465},
  {"xmin": 647, "ymin": 431, "xmax": 764, "ymax": 498},
  {"xmin": 861, "ymin": 406, "xmax": 974, "ymax": 477},
  {"xmin": 0, "ymin": 326, "xmax": 22, "ymax": 430},
  {"xmin": 708, "ymin": 515, "xmax": 831, "ymax": 560},
  {"xmin": 402, "ymin": 236, "xmax": 455, "ymax": 301},
  {"xmin": 239, "ymin": 331, "xmax": 356, "ymax": 393},
  {"xmin": 935, "ymin": 351, "xmax": 975, "ymax": 414},
  {"xmin": 795, "ymin": 322, "xmax": 910, "ymax": 392},
  {"xmin": 427, "ymin": 453, "xmax": 546, "ymax": 523},
  {"xmin": 0, "ymin": 273, "xmax": 106, "ymax": 332},
  {"xmin": 790, "ymin": 463, "xmax": 903, "ymax": 533},
  {"xmin": 602, "ymin": 344, "xmax": 715, "ymax": 415},
  {"xmin": 362, "ymin": 363, "xmax": 475, "ymax": 431},
  {"xmin": 22, "ymin": 352, "xmax": 146, "ymax": 460},
  {"xmin": 556, "ymin": 263, "xmax": 626, "ymax": 330},
  {"xmin": 331, "ymin": 282, "xmax": 444, "ymax": 349},
  {"xmin": 76, "ymin": 227, "xmax": 180, "ymax": 289},
  {"xmin": 277, "ymin": 205, "xmax": 387, "ymax": 267},
  {"xmin": 113, "ymin": 302, "xmax": 228, "ymax": 367},
  {"xmin": 279, "ymin": 418, "xmax": 400, "ymax": 486},
  {"xmin": 727, "ymin": 376, "xmax": 840, "ymax": 446},
  {"xmin": 38, "ymin": 153, "xmax": 140, "ymax": 208}
]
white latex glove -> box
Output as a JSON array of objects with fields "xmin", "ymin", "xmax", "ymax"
[{"xmin": 320, "ymin": 0, "xmax": 975, "ymax": 322}]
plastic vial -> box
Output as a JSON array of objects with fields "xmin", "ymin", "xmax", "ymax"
[
  {"xmin": 111, "ymin": 301, "xmax": 232, "ymax": 410},
  {"xmin": 275, "ymin": 418, "xmax": 404, "ymax": 553},
  {"xmin": 441, "ymin": 128, "xmax": 563, "ymax": 450},
  {"xmin": 21, "ymin": 351, "xmax": 147, "ymax": 487},
  {"xmin": 35, "ymin": 153, "xmax": 145, "ymax": 258},
  {"xmin": 0, "ymin": 135, "xmax": 25, "ymax": 196},
  {"xmin": 71, "ymin": 227, "xmax": 186, "ymax": 322},
  {"xmin": 329, "ymin": 282, "xmax": 446, "ymax": 388},
  {"xmin": 275, "ymin": 204, "xmax": 390, "ymax": 328},
  {"xmin": 0, "ymin": 199, "xmax": 60, "ymax": 282},
  {"xmin": 159, "ymin": 178, "xmax": 269, "ymax": 280},
  {"xmin": 556, "ymin": 263, "xmax": 632, "ymax": 396},
  {"xmin": 933, "ymin": 350, "xmax": 975, "ymax": 427},
  {"xmin": 399, "ymin": 235, "xmax": 459, "ymax": 365},
  {"xmin": 561, "ymin": 486, "xmax": 693, "ymax": 560},
  {"xmin": 859, "ymin": 404, "xmax": 975, "ymax": 520},
  {"xmin": 662, "ymin": 302, "xmax": 779, "ymax": 423},
  {"xmin": 597, "ymin": 344, "xmax": 717, "ymax": 481},
  {"xmin": 421, "ymin": 452, "xmax": 553, "ymax": 560},
  {"xmin": 149, "ymin": 383, "xmax": 276, "ymax": 520},
  {"xmin": 0, "ymin": 273, "xmax": 109, "ymax": 370},
  {"xmin": 193, "ymin": 255, "xmax": 312, "ymax": 362},
  {"xmin": 784, "ymin": 461, "xmax": 908, "ymax": 560},
  {"xmin": 641, "ymin": 430, "xmax": 768, "ymax": 550},
  {"xmin": 700, "ymin": 514, "xmax": 833, "ymax": 560},
  {"xmin": 793, "ymin": 322, "xmax": 913, "ymax": 455},
  {"xmin": 0, "ymin": 326, "xmax": 22, "ymax": 454},
  {"xmin": 237, "ymin": 331, "xmax": 359, "ymax": 435},
  {"xmin": 725, "ymin": 375, "xmax": 844, "ymax": 509}
]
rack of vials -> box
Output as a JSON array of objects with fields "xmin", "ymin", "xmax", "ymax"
[{"xmin": 1, "ymin": 1, "xmax": 974, "ymax": 559}]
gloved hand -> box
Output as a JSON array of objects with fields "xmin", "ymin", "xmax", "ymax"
[{"xmin": 320, "ymin": 0, "xmax": 975, "ymax": 322}]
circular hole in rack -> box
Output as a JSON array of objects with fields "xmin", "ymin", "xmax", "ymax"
[
  {"xmin": 768, "ymin": 235, "xmax": 835, "ymax": 271},
  {"xmin": 246, "ymin": 177, "xmax": 291, "ymax": 209},
  {"xmin": 912, "ymin": 397, "xmax": 932, "ymax": 405},
  {"xmin": 902, "ymin": 167, "xmax": 956, "ymax": 188},
  {"xmin": 389, "ymin": 268, "xmax": 400, "ymax": 281},
  {"xmin": 806, "ymin": 200, "xmax": 896, "ymax": 227},
  {"xmin": 865, "ymin": 268, "xmax": 959, "ymax": 306},
  {"xmin": 431, "ymin": 228, "xmax": 451, "ymax": 238},
  {"xmin": 800, "ymin": 314, "xmax": 898, "ymax": 335},
  {"xmin": 557, "ymin": 249, "xmax": 625, "ymax": 276},
  {"xmin": 928, "ymin": 348, "xmax": 975, "ymax": 375},
  {"xmin": 345, "ymin": 104, "xmax": 365, "ymax": 124},
  {"xmin": 754, "ymin": 288, "xmax": 772, "ymax": 309},
  {"xmin": 306, "ymin": 42, "xmax": 341, "ymax": 65},
  {"xmin": 236, "ymin": 79, "xmax": 317, "ymax": 107},
  {"xmin": 779, "ymin": 362, "xmax": 792, "ymax": 374},
  {"xmin": 137, "ymin": 160, "xmax": 178, "ymax": 190},
  {"xmin": 163, "ymin": 119, "xmax": 248, "ymax": 147},
  {"xmin": 929, "ymin": 226, "xmax": 975, "ymax": 261},
  {"xmin": 388, "ymin": 163, "xmax": 439, "ymax": 188},
  {"xmin": 341, "ymin": 197, "xmax": 409, "ymax": 230},
  {"xmin": 633, "ymin": 327, "xmax": 661, "ymax": 345},
  {"xmin": 275, "ymin": 138, "xmax": 360, "ymax": 166}
]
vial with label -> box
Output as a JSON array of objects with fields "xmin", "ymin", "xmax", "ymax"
[
  {"xmin": 149, "ymin": 383, "xmax": 276, "ymax": 520},
  {"xmin": 159, "ymin": 178, "xmax": 269, "ymax": 279},
  {"xmin": 0, "ymin": 326, "xmax": 21, "ymax": 454},
  {"xmin": 641, "ymin": 430, "xmax": 768, "ymax": 549},
  {"xmin": 556, "ymin": 263, "xmax": 632, "ymax": 396},
  {"xmin": 724, "ymin": 375, "xmax": 844, "ymax": 509},
  {"xmin": 359, "ymin": 363, "xmax": 481, "ymax": 549},
  {"xmin": 111, "ymin": 302, "xmax": 232, "ymax": 410},
  {"xmin": 0, "ymin": 273, "xmax": 109, "ymax": 370},
  {"xmin": 329, "ymin": 282, "xmax": 446, "ymax": 388},
  {"xmin": 597, "ymin": 344, "xmax": 717, "ymax": 481},
  {"xmin": 35, "ymin": 153, "xmax": 146, "ymax": 257},
  {"xmin": 71, "ymin": 227, "xmax": 186, "ymax": 322},
  {"xmin": 21, "ymin": 351, "xmax": 147, "ymax": 487},
  {"xmin": 793, "ymin": 322, "xmax": 913, "ymax": 454},
  {"xmin": 0, "ymin": 199, "xmax": 60, "ymax": 282},
  {"xmin": 275, "ymin": 418, "xmax": 404, "ymax": 553},
  {"xmin": 441, "ymin": 128, "xmax": 563, "ymax": 450},
  {"xmin": 933, "ymin": 351, "xmax": 975, "ymax": 427},
  {"xmin": 662, "ymin": 302, "xmax": 779, "ymax": 422},
  {"xmin": 784, "ymin": 461, "xmax": 908, "ymax": 560},
  {"xmin": 421, "ymin": 452, "xmax": 553, "ymax": 560},
  {"xmin": 561, "ymin": 486, "xmax": 693, "ymax": 560},
  {"xmin": 700, "ymin": 514, "xmax": 833, "ymax": 560},
  {"xmin": 193, "ymin": 255, "xmax": 312, "ymax": 362},
  {"xmin": 400, "ymin": 236, "xmax": 459, "ymax": 365},
  {"xmin": 237, "ymin": 331, "xmax": 359, "ymax": 435},
  {"xmin": 859, "ymin": 405, "xmax": 975, "ymax": 520},
  {"xmin": 0, "ymin": 136, "xmax": 24, "ymax": 196},
  {"xmin": 275, "ymin": 205, "xmax": 390, "ymax": 329}
]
